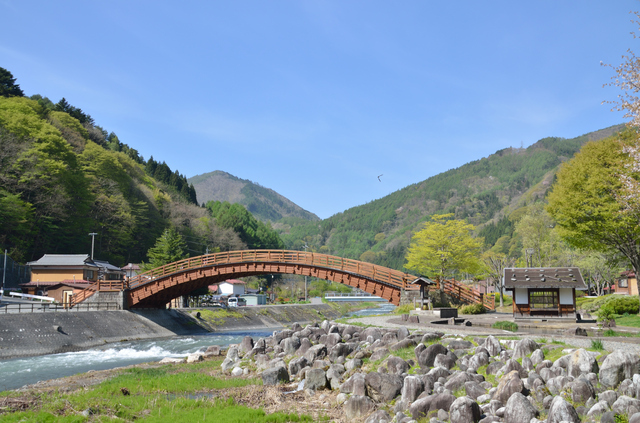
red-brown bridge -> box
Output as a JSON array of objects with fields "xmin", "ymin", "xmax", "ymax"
[{"xmin": 70, "ymin": 249, "xmax": 494, "ymax": 309}]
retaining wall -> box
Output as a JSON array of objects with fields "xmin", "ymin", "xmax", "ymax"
[{"xmin": 0, "ymin": 303, "xmax": 358, "ymax": 359}]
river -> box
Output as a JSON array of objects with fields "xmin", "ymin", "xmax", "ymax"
[{"xmin": 0, "ymin": 304, "xmax": 394, "ymax": 392}]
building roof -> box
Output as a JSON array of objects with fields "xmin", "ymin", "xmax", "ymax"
[
  {"xmin": 27, "ymin": 254, "xmax": 98, "ymax": 268},
  {"xmin": 410, "ymin": 276, "xmax": 436, "ymax": 287},
  {"xmin": 21, "ymin": 279, "xmax": 93, "ymax": 287},
  {"xmin": 504, "ymin": 267, "xmax": 587, "ymax": 290},
  {"xmin": 94, "ymin": 260, "xmax": 125, "ymax": 273},
  {"xmin": 221, "ymin": 279, "xmax": 246, "ymax": 285},
  {"xmin": 122, "ymin": 263, "xmax": 141, "ymax": 271}
]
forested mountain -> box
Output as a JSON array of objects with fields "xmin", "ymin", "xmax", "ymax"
[
  {"xmin": 277, "ymin": 125, "xmax": 625, "ymax": 270},
  {"xmin": 0, "ymin": 68, "xmax": 283, "ymax": 266},
  {"xmin": 189, "ymin": 170, "xmax": 319, "ymax": 222}
]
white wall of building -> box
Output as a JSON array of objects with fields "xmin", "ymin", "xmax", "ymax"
[
  {"xmin": 218, "ymin": 282, "xmax": 245, "ymax": 296},
  {"xmin": 515, "ymin": 288, "xmax": 528, "ymax": 304},
  {"xmin": 559, "ymin": 288, "xmax": 573, "ymax": 304}
]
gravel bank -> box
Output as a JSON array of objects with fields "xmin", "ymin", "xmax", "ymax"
[{"xmin": 347, "ymin": 314, "xmax": 640, "ymax": 354}]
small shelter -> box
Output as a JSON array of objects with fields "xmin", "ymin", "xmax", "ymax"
[
  {"xmin": 504, "ymin": 267, "xmax": 586, "ymax": 319},
  {"xmin": 410, "ymin": 276, "xmax": 436, "ymax": 310}
]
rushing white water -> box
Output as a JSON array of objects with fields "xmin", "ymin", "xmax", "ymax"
[
  {"xmin": 0, "ymin": 304, "xmax": 394, "ymax": 392},
  {"xmin": 0, "ymin": 331, "xmax": 272, "ymax": 392}
]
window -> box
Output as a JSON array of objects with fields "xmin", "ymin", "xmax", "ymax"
[
  {"xmin": 619, "ymin": 278, "xmax": 628, "ymax": 288},
  {"xmin": 85, "ymin": 270, "xmax": 95, "ymax": 280},
  {"xmin": 529, "ymin": 290, "xmax": 558, "ymax": 309}
]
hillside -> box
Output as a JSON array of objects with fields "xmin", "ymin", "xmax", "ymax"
[
  {"xmin": 0, "ymin": 72, "xmax": 284, "ymax": 265},
  {"xmin": 189, "ymin": 170, "xmax": 319, "ymax": 222},
  {"xmin": 276, "ymin": 125, "xmax": 625, "ymax": 270}
]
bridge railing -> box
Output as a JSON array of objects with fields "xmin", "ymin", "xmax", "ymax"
[{"xmin": 127, "ymin": 250, "xmax": 415, "ymax": 291}]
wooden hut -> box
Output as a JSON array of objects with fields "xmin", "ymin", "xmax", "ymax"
[{"xmin": 504, "ymin": 267, "xmax": 586, "ymax": 319}]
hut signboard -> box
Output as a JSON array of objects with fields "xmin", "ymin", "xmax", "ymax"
[{"xmin": 503, "ymin": 267, "xmax": 586, "ymax": 319}]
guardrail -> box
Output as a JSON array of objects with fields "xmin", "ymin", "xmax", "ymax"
[
  {"xmin": 7, "ymin": 292, "xmax": 56, "ymax": 303},
  {"xmin": 0, "ymin": 302, "xmax": 122, "ymax": 313}
]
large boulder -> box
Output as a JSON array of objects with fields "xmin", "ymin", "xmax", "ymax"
[
  {"xmin": 401, "ymin": 375, "xmax": 425, "ymax": 403},
  {"xmin": 566, "ymin": 348, "xmax": 599, "ymax": 378},
  {"xmin": 418, "ymin": 343, "xmax": 449, "ymax": 368},
  {"xmin": 503, "ymin": 392, "xmax": 539, "ymax": 423},
  {"xmin": 262, "ymin": 365, "xmax": 290, "ymax": 386},
  {"xmin": 328, "ymin": 342, "xmax": 356, "ymax": 362},
  {"xmin": 568, "ymin": 377, "xmax": 596, "ymax": 404},
  {"xmin": 547, "ymin": 396, "xmax": 580, "ymax": 423},
  {"xmin": 365, "ymin": 372, "xmax": 403, "ymax": 402},
  {"xmin": 483, "ymin": 335, "xmax": 502, "ymax": 357},
  {"xmin": 612, "ymin": 396, "xmax": 640, "ymax": 416},
  {"xmin": 304, "ymin": 344, "xmax": 328, "ymax": 363},
  {"xmin": 409, "ymin": 392, "xmax": 456, "ymax": 420},
  {"xmin": 449, "ymin": 396, "xmax": 481, "ymax": 423},
  {"xmin": 344, "ymin": 395, "xmax": 375, "ymax": 419},
  {"xmin": 494, "ymin": 370, "xmax": 525, "ymax": 404},
  {"xmin": 288, "ymin": 356, "xmax": 308, "ymax": 377},
  {"xmin": 513, "ymin": 338, "xmax": 539, "ymax": 359},
  {"xmin": 364, "ymin": 410, "xmax": 393, "ymax": 423},
  {"xmin": 600, "ymin": 350, "xmax": 640, "ymax": 388},
  {"xmin": 305, "ymin": 368, "xmax": 329, "ymax": 390},
  {"xmin": 281, "ymin": 336, "xmax": 300, "ymax": 356},
  {"xmin": 340, "ymin": 372, "xmax": 367, "ymax": 396}
]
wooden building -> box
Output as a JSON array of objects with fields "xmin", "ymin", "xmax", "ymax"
[{"xmin": 504, "ymin": 267, "xmax": 586, "ymax": 319}]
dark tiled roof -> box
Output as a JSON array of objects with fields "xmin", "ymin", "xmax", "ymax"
[
  {"xmin": 504, "ymin": 267, "xmax": 587, "ymax": 290},
  {"xmin": 27, "ymin": 254, "xmax": 97, "ymax": 267}
]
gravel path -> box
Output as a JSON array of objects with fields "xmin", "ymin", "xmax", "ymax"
[{"xmin": 346, "ymin": 314, "xmax": 640, "ymax": 354}]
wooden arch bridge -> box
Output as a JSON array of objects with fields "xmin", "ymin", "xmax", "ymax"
[{"xmin": 71, "ymin": 250, "xmax": 494, "ymax": 309}]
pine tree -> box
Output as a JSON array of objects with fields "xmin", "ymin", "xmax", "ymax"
[
  {"xmin": 0, "ymin": 68, "xmax": 24, "ymax": 97},
  {"xmin": 141, "ymin": 228, "xmax": 188, "ymax": 271}
]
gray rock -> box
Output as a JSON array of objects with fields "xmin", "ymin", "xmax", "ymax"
[
  {"xmin": 409, "ymin": 392, "xmax": 456, "ymax": 420},
  {"xmin": 483, "ymin": 335, "xmax": 502, "ymax": 357},
  {"xmin": 288, "ymin": 356, "xmax": 309, "ymax": 377},
  {"xmin": 444, "ymin": 371, "xmax": 475, "ymax": 391},
  {"xmin": 468, "ymin": 351, "xmax": 490, "ymax": 370},
  {"xmin": 305, "ymin": 368, "xmax": 329, "ymax": 390},
  {"xmin": 296, "ymin": 337, "xmax": 312, "ymax": 356},
  {"xmin": 364, "ymin": 410, "xmax": 393, "ymax": 423},
  {"xmin": 513, "ymin": 338, "xmax": 539, "ymax": 360},
  {"xmin": 365, "ymin": 372, "xmax": 403, "ymax": 402},
  {"xmin": 345, "ymin": 357, "xmax": 363, "ymax": 371},
  {"xmin": 568, "ymin": 377, "xmax": 596, "ymax": 404},
  {"xmin": 566, "ymin": 348, "xmax": 599, "ymax": 378},
  {"xmin": 600, "ymin": 390, "xmax": 618, "ymax": 407},
  {"xmin": 387, "ymin": 356, "xmax": 411, "ymax": 375},
  {"xmin": 530, "ymin": 348, "xmax": 545, "ymax": 366},
  {"xmin": 370, "ymin": 347, "xmax": 390, "ymax": 362},
  {"xmin": 282, "ymin": 336, "xmax": 301, "ymax": 356},
  {"xmin": 434, "ymin": 353, "xmax": 456, "ymax": 370},
  {"xmin": 600, "ymin": 350, "xmax": 640, "ymax": 388},
  {"xmin": 418, "ymin": 343, "xmax": 449, "ymax": 368},
  {"xmin": 340, "ymin": 372, "xmax": 366, "ymax": 396},
  {"xmin": 344, "ymin": 395, "xmax": 375, "ymax": 419},
  {"xmin": 600, "ymin": 411, "xmax": 616, "ymax": 423},
  {"xmin": 390, "ymin": 338, "xmax": 417, "ymax": 352},
  {"xmin": 612, "ymin": 396, "xmax": 640, "ymax": 416},
  {"xmin": 262, "ymin": 365, "xmax": 290, "ymax": 385},
  {"xmin": 586, "ymin": 400, "xmax": 611, "ymax": 418},
  {"xmin": 503, "ymin": 392, "xmax": 539, "ymax": 423},
  {"xmin": 464, "ymin": 381, "xmax": 487, "ymax": 400},
  {"xmin": 304, "ymin": 344, "xmax": 328, "ymax": 363},
  {"xmin": 328, "ymin": 342, "xmax": 356, "ymax": 362},
  {"xmin": 547, "ymin": 395, "xmax": 580, "ymax": 423},
  {"xmin": 239, "ymin": 336, "xmax": 254, "ymax": 355},
  {"xmin": 630, "ymin": 412, "xmax": 640, "ymax": 423},
  {"xmin": 485, "ymin": 361, "xmax": 503, "ymax": 375},
  {"xmin": 493, "ymin": 370, "xmax": 525, "ymax": 404},
  {"xmin": 402, "ymin": 375, "xmax": 425, "ymax": 403},
  {"xmin": 449, "ymin": 396, "xmax": 481, "ymax": 423}
]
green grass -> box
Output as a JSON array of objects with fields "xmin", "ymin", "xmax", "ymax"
[
  {"xmin": 591, "ymin": 339, "xmax": 605, "ymax": 351},
  {"xmin": 492, "ymin": 321, "xmax": 518, "ymax": 332},
  {"xmin": 0, "ymin": 359, "xmax": 321, "ymax": 422},
  {"xmin": 615, "ymin": 314, "xmax": 640, "ymax": 328}
]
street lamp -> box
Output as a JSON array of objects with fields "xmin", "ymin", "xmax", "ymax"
[{"xmin": 89, "ymin": 233, "xmax": 98, "ymax": 260}]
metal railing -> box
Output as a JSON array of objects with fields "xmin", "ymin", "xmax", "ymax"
[{"xmin": 0, "ymin": 302, "xmax": 122, "ymax": 314}]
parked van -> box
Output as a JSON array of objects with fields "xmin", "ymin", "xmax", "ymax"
[{"xmin": 227, "ymin": 297, "xmax": 246, "ymax": 307}]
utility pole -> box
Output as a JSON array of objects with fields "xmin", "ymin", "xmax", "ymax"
[
  {"xmin": 89, "ymin": 233, "xmax": 98, "ymax": 260},
  {"xmin": 303, "ymin": 243, "xmax": 308, "ymax": 301}
]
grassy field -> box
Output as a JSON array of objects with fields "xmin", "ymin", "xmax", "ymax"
[{"xmin": 0, "ymin": 359, "xmax": 323, "ymax": 422}]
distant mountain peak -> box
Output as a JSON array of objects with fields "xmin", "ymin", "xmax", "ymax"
[{"xmin": 188, "ymin": 170, "xmax": 319, "ymax": 222}]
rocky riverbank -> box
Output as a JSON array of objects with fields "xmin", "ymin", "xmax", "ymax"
[{"xmin": 212, "ymin": 316, "xmax": 640, "ymax": 423}]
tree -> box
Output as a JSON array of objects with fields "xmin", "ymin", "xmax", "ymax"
[
  {"xmin": 546, "ymin": 135, "xmax": 640, "ymax": 302},
  {"xmin": 481, "ymin": 251, "xmax": 515, "ymax": 307},
  {"xmin": 405, "ymin": 214, "xmax": 484, "ymax": 283},
  {"xmin": 0, "ymin": 68, "xmax": 24, "ymax": 97},
  {"xmin": 141, "ymin": 228, "xmax": 188, "ymax": 271}
]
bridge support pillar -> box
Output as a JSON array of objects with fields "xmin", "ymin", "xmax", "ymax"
[{"xmin": 83, "ymin": 290, "xmax": 129, "ymax": 310}]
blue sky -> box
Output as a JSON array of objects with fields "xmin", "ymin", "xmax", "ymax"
[{"xmin": 1, "ymin": 1, "xmax": 636, "ymax": 219}]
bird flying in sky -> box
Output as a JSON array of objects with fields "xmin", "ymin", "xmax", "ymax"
[{"xmin": 378, "ymin": 174, "xmax": 383, "ymax": 182}]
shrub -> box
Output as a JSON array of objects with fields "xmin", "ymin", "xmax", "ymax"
[
  {"xmin": 492, "ymin": 321, "xmax": 518, "ymax": 332},
  {"xmin": 460, "ymin": 303, "xmax": 486, "ymax": 314},
  {"xmin": 597, "ymin": 296, "xmax": 639, "ymax": 321},
  {"xmin": 591, "ymin": 339, "xmax": 604, "ymax": 351}
]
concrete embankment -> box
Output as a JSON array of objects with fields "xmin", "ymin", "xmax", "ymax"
[{"xmin": 0, "ymin": 303, "xmax": 359, "ymax": 360}]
